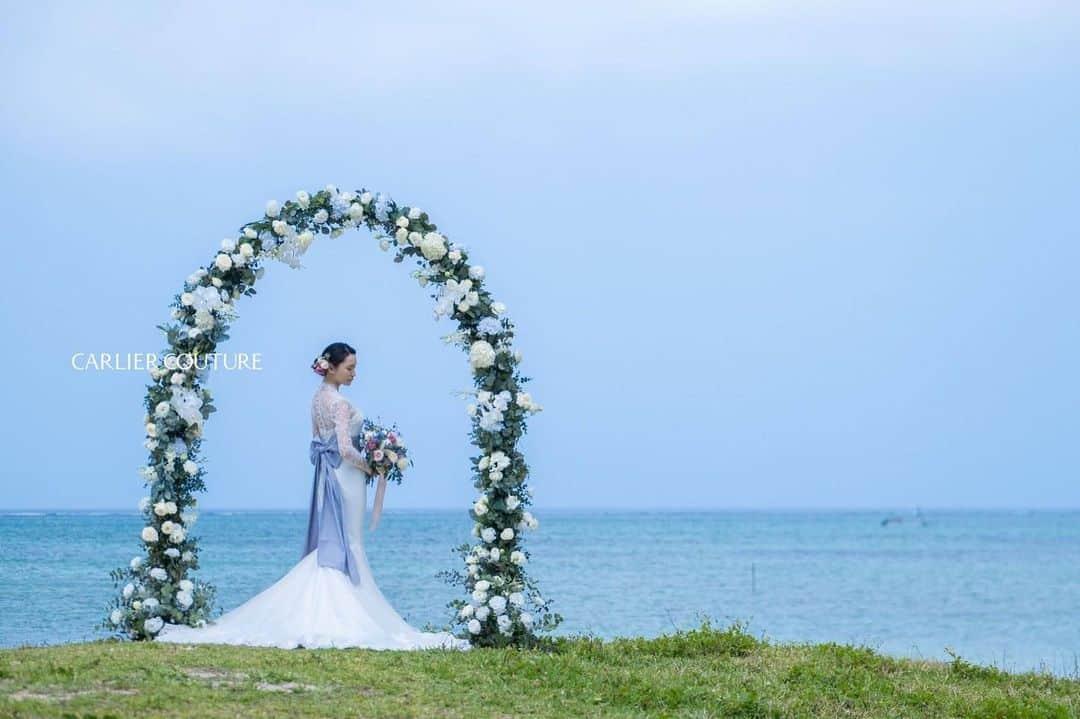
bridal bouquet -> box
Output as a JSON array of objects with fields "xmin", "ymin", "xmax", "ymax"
[{"xmin": 351, "ymin": 418, "xmax": 411, "ymax": 486}]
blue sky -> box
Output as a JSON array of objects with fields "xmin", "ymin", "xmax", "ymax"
[{"xmin": 1, "ymin": 2, "xmax": 1077, "ymax": 510}]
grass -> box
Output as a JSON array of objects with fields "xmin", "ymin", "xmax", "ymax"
[{"xmin": 1, "ymin": 619, "xmax": 1078, "ymax": 718}]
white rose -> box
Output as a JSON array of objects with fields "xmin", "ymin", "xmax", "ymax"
[
  {"xmin": 170, "ymin": 528, "xmax": 186, "ymax": 543},
  {"xmin": 509, "ymin": 592, "xmax": 525, "ymax": 607},
  {"xmin": 211, "ymin": 277, "xmax": 223, "ymax": 287},
  {"xmin": 490, "ymin": 302, "xmax": 506, "ymax": 315},
  {"xmin": 506, "ymin": 496, "xmax": 520, "ymax": 510},
  {"xmin": 239, "ymin": 242, "xmax": 254, "ymax": 258},
  {"xmin": 475, "ymin": 580, "xmax": 491, "ymax": 592},
  {"xmin": 395, "ymin": 227, "xmax": 408, "ymax": 243},
  {"xmin": 475, "ymin": 606, "xmax": 491, "ymax": 621},
  {"xmin": 448, "ymin": 249, "xmax": 462, "ymax": 264},
  {"xmin": 395, "ymin": 216, "xmax": 410, "ymax": 228},
  {"xmin": 473, "ymin": 501, "xmax": 488, "ymax": 517},
  {"xmin": 130, "ymin": 557, "xmax": 143, "ymax": 570},
  {"xmin": 141, "ymin": 527, "xmax": 159, "ymax": 543},
  {"xmin": 478, "ymin": 455, "xmax": 490, "ymax": 470},
  {"xmin": 468, "ymin": 341, "xmax": 496, "ymax": 370},
  {"xmin": 154, "ymin": 401, "xmax": 171, "ymax": 418},
  {"xmin": 214, "ymin": 253, "xmax": 232, "ymax": 272},
  {"xmin": 360, "ymin": 192, "xmax": 373, "ymax": 205},
  {"xmin": 272, "ymin": 219, "xmax": 288, "ymax": 235},
  {"xmin": 500, "ymin": 527, "xmax": 514, "ymax": 541},
  {"xmin": 183, "ymin": 460, "xmax": 198, "ymax": 476},
  {"xmin": 265, "ymin": 200, "xmax": 281, "ymax": 217},
  {"xmin": 511, "ymin": 550, "xmax": 526, "ymax": 566},
  {"xmin": 165, "ymin": 501, "xmax": 177, "ymax": 515},
  {"xmin": 481, "ymin": 527, "xmax": 496, "ymax": 543},
  {"xmin": 313, "ymin": 209, "xmax": 329, "ymax": 224},
  {"xmin": 297, "ymin": 231, "xmax": 314, "ymax": 252},
  {"xmin": 408, "ymin": 231, "xmax": 422, "ymax": 245},
  {"xmin": 459, "ymin": 604, "xmax": 475, "ymax": 618},
  {"xmin": 348, "ymin": 203, "xmax": 364, "ymax": 221},
  {"xmin": 244, "ymin": 227, "xmax": 258, "ymax": 239},
  {"xmin": 467, "ymin": 619, "xmax": 482, "ymax": 634},
  {"xmin": 489, "ymin": 470, "xmax": 503, "ymax": 482},
  {"xmin": 489, "ymin": 547, "xmax": 502, "ymax": 561},
  {"xmin": 132, "ymin": 600, "xmax": 142, "ymax": 611},
  {"xmin": 144, "ymin": 617, "xmax": 164, "ymax": 634},
  {"xmin": 296, "ymin": 190, "xmax": 310, "ymax": 208},
  {"xmin": 153, "ymin": 501, "xmax": 170, "ymax": 517}
]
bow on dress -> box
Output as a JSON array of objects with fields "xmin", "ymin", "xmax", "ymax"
[{"xmin": 304, "ymin": 432, "xmax": 362, "ymax": 585}]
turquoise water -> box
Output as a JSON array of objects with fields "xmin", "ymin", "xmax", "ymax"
[{"xmin": 0, "ymin": 509, "xmax": 1077, "ymax": 677}]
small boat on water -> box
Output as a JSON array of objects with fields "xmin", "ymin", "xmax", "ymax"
[{"xmin": 881, "ymin": 507, "xmax": 928, "ymax": 527}]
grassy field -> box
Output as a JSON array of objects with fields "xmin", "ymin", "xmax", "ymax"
[{"xmin": 1, "ymin": 620, "xmax": 1077, "ymax": 718}]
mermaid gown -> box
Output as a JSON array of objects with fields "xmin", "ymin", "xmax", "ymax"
[{"xmin": 156, "ymin": 381, "xmax": 469, "ymax": 650}]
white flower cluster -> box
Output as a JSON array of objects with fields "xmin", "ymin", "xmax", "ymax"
[
  {"xmin": 468, "ymin": 390, "xmax": 512, "ymax": 432},
  {"xmin": 478, "ymin": 447, "xmax": 512, "ymax": 482},
  {"xmin": 468, "ymin": 340, "xmax": 496, "ymax": 370},
  {"xmin": 434, "ymin": 278, "xmax": 480, "ymax": 319}
]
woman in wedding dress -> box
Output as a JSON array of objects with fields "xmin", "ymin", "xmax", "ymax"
[{"xmin": 157, "ymin": 342, "xmax": 470, "ymax": 651}]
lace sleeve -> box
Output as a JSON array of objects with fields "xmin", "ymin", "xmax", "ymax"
[{"xmin": 332, "ymin": 397, "xmax": 369, "ymax": 471}]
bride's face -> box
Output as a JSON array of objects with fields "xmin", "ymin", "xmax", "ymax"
[{"xmin": 328, "ymin": 354, "xmax": 357, "ymax": 385}]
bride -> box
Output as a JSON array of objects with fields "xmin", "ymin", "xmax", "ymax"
[{"xmin": 157, "ymin": 341, "xmax": 470, "ymax": 650}]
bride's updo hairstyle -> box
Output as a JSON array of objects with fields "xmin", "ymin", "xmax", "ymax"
[{"xmin": 312, "ymin": 341, "xmax": 356, "ymax": 376}]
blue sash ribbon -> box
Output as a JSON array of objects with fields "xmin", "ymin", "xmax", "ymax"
[{"xmin": 304, "ymin": 433, "xmax": 362, "ymax": 585}]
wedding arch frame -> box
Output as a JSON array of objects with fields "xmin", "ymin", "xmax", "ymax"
[{"xmin": 105, "ymin": 185, "xmax": 560, "ymax": 648}]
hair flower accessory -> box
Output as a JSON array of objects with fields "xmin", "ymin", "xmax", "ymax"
[{"xmin": 312, "ymin": 353, "xmax": 331, "ymax": 376}]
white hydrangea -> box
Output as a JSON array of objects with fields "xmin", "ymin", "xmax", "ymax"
[
  {"xmin": 469, "ymin": 340, "xmax": 496, "ymax": 370},
  {"xmin": 472, "ymin": 588, "xmax": 488, "ymax": 602},
  {"xmin": 467, "ymin": 619, "xmax": 482, "ymax": 634},
  {"xmin": 164, "ymin": 548, "xmax": 180, "ymax": 558},
  {"xmin": 265, "ymin": 200, "xmax": 281, "ymax": 217},
  {"xmin": 110, "ymin": 609, "xmax": 123, "ymax": 625},
  {"xmin": 497, "ymin": 614, "xmax": 513, "ymax": 632},
  {"xmin": 149, "ymin": 567, "xmax": 167, "ymax": 581},
  {"xmin": 175, "ymin": 591, "xmax": 194, "ymax": 609},
  {"xmin": 408, "ymin": 207, "xmax": 423, "ymax": 220},
  {"xmin": 183, "ymin": 460, "xmax": 198, "ymax": 476},
  {"xmin": 475, "ymin": 606, "xmax": 491, "ymax": 621},
  {"xmin": 144, "ymin": 617, "xmax": 164, "ymax": 634},
  {"xmin": 181, "ymin": 551, "xmax": 194, "ymax": 563},
  {"xmin": 521, "ymin": 612, "xmax": 534, "ymax": 628},
  {"xmin": 313, "ymin": 209, "xmax": 329, "ymax": 224},
  {"xmin": 419, "ymin": 232, "xmax": 448, "ymax": 261},
  {"xmin": 509, "ymin": 592, "xmax": 525, "ymax": 607},
  {"xmin": 179, "ymin": 579, "xmax": 194, "ymax": 593},
  {"xmin": 122, "ymin": 583, "xmax": 135, "ymax": 599},
  {"xmin": 488, "ymin": 595, "xmax": 507, "ymax": 614}
]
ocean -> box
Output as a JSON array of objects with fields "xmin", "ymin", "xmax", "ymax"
[{"xmin": 0, "ymin": 509, "xmax": 1076, "ymax": 678}]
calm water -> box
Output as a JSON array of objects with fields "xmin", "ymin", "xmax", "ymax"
[{"xmin": 0, "ymin": 509, "xmax": 1077, "ymax": 678}]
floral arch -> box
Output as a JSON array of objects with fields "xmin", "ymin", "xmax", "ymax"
[{"xmin": 105, "ymin": 185, "xmax": 561, "ymax": 648}]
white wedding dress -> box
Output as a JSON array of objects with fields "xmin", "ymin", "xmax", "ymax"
[{"xmin": 157, "ymin": 382, "xmax": 470, "ymax": 650}]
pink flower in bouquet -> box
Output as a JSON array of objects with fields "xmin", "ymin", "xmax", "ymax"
[
  {"xmin": 366, "ymin": 439, "xmax": 377, "ymax": 450},
  {"xmin": 373, "ymin": 449, "xmax": 384, "ymax": 462},
  {"xmin": 387, "ymin": 432, "xmax": 397, "ymax": 444}
]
